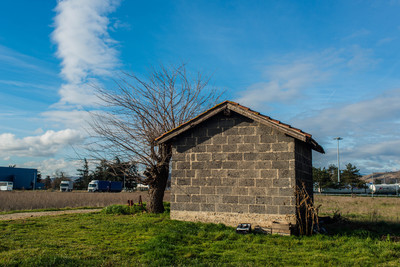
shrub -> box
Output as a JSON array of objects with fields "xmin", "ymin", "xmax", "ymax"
[
  {"xmin": 102, "ymin": 202, "xmax": 170, "ymax": 215},
  {"xmin": 102, "ymin": 204, "xmax": 146, "ymax": 215},
  {"xmin": 163, "ymin": 202, "xmax": 170, "ymax": 213},
  {"xmin": 102, "ymin": 205, "xmax": 131, "ymax": 215}
]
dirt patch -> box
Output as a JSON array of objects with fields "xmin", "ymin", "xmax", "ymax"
[{"xmin": 0, "ymin": 209, "xmax": 101, "ymax": 221}]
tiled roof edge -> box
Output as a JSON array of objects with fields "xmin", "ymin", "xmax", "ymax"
[{"xmin": 155, "ymin": 100, "xmax": 324, "ymax": 153}]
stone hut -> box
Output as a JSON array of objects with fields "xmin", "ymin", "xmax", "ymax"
[{"xmin": 156, "ymin": 101, "xmax": 324, "ymax": 235}]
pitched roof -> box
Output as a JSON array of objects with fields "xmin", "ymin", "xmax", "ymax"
[{"xmin": 155, "ymin": 100, "xmax": 324, "ymax": 153}]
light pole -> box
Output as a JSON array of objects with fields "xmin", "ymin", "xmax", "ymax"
[
  {"xmin": 334, "ymin": 137, "xmax": 343, "ymax": 184},
  {"xmin": 123, "ymin": 172, "xmax": 126, "ymax": 191}
]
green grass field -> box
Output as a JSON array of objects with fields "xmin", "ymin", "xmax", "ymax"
[{"xmin": 1, "ymin": 204, "xmax": 400, "ymax": 266}]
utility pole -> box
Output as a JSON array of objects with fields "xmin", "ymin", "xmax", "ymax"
[{"xmin": 334, "ymin": 137, "xmax": 343, "ymax": 184}]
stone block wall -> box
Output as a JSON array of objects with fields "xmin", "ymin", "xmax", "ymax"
[
  {"xmin": 295, "ymin": 139, "xmax": 313, "ymax": 199},
  {"xmin": 169, "ymin": 111, "xmax": 312, "ymax": 234}
]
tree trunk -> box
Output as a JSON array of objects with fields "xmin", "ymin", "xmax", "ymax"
[
  {"xmin": 147, "ymin": 165, "xmax": 169, "ymax": 213},
  {"xmin": 146, "ymin": 143, "xmax": 171, "ymax": 213}
]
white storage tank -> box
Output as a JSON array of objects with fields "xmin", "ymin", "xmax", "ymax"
[{"xmin": 370, "ymin": 184, "xmax": 399, "ymax": 195}]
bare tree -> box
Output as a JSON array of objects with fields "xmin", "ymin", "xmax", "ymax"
[{"xmin": 89, "ymin": 64, "xmax": 220, "ymax": 213}]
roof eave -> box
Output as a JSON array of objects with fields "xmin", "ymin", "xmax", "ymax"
[{"xmin": 156, "ymin": 100, "xmax": 325, "ymax": 154}]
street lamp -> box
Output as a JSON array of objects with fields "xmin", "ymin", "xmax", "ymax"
[{"xmin": 333, "ymin": 137, "xmax": 343, "ymax": 184}]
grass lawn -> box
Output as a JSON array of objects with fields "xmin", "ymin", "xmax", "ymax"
[
  {"xmin": 1, "ymin": 205, "xmax": 400, "ymax": 266},
  {"xmin": 315, "ymin": 195, "xmax": 400, "ymax": 222}
]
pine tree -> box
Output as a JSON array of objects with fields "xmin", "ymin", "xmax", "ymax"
[
  {"xmin": 92, "ymin": 160, "xmax": 114, "ymax": 181},
  {"xmin": 76, "ymin": 158, "xmax": 92, "ymax": 190},
  {"xmin": 341, "ymin": 163, "xmax": 364, "ymax": 191},
  {"xmin": 313, "ymin": 167, "xmax": 335, "ymax": 190}
]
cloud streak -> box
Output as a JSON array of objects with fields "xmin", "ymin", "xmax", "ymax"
[
  {"xmin": 0, "ymin": 45, "xmax": 58, "ymax": 79},
  {"xmin": 52, "ymin": 0, "xmax": 120, "ymax": 106},
  {"xmin": 236, "ymin": 47, "xmax": 380, "ymax": 110},
  {"xmin": 296, "ymin": 88, "xmax": 400, "ymax": 139},
  {"xmin": 298, "ymin": 88, "xmax": 400, "ymax": 173},
  {"xmin": 42, "ymin": 109, "xmax": 93, "ymax": 130},
  {"xmin": 235, "ymin": 47, "xmax": 400, "ymax": 174},
  {"xmin": 237, "ymin": 61, "xmax": 328, "ymax": 109}
]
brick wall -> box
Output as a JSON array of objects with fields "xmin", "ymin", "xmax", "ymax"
[{"xmin": 169, "ymin": 111, "xmax": 312, "ymax": 234}]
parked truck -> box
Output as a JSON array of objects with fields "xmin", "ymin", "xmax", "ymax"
[
  {"xmin": 60, "ymin": 180, "xmax": 73, "ymax": 192},
  {"xmin": 87, "ymin": 180, "xmax": 123, "ymax": 192},
  {"xmin": 110, "ymin": 181, "xmax": 123, "ymax": 192},
  {"xmin": 136, "ymin": 183, "xmax": 150, "ymax": 191},
  {"xmin": 0, "ymin": 181, "xmax": 13, "ymax": 191}
]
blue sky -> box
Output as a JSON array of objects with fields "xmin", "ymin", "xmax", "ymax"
[{"xmin": 1, "ymin": 0, "xmax": 400, "ymax": 176}]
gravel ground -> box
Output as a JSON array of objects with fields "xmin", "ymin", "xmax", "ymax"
[{"xmin": 0, "ymin": 209, "xmax": 101, "ymax": 221}]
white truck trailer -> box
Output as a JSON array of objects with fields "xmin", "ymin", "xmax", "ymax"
[{"xmin": 60, "ymin": 181, "xmax": 73, "ymax": 192}]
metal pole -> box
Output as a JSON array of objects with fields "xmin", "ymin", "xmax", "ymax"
[
  {"xmin": 334, "ymin": 137, "xmax": 343, "ymax": 184},
  {"xmin": 123, "ymin": 172, "xmax": 126, "ymax": 191},
  {"xmin": 337, "ymin": 139, "xmax": 340, "ymax": 184}
]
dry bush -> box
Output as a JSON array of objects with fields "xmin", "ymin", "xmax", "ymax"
[
  {"xmin": 315, "ymin": 195, "xmax": 400, "ymax": 222},
  {"xmin": 0, "ymin": 191, "xmax": 171, "ymax": 212},
  {"xmin": 295, "ymin": 183, "xmax": 320, "ymax": 235}
]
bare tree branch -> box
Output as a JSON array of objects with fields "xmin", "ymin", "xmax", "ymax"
[{"xmin": 87, "ymin": 64, "xmax": 222, "ymax": 212}]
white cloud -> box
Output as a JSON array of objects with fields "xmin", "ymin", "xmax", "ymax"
[
  {"xmin": 297, "ymin": 88, "xmax": 400, "ymax": 174},
  {"xmin": 22, "ymin": 158, "xmax": 82, "ymax": 177},
  {"xmin": 342, "ymin": 28, "xmax": 370, "ymax": 40},
  {"xmin": 236, "ymin": 46, "xmax": 380, "ymax": 110},
  {"xmin": 346, "ymin": 45, "xmax": 379, "ymax": 71},
  {"xmin": 3, "ymin": 0, "xmax": 123, "ymax": 177},
  {"xmin": 42, "ymin": 109, "xmax": 93, "ymax": 131},
  {"xmin": 237, "ymin": 57, "xmax": 329, "ymax": 109},
  {"xmin": 56, "ymin": 83, "xmax": 99, "ymax": 107},
  {"xmin": 52, "ymin": 0, "xmax": 120, "ymax": 106},
  {"xmin": 377, "ymin": 37, "xmax": 396, "ymax": 46},
  {"xmin": 234, "ymin": 47, "xmax": 398, "ymax": 174},
  {"xmin": 314, "ymin": 139, "xmax": 400, "ymax": 175},
  {"xmin": 353, "ymin": 140, "xmax": 400, "ymax": 158},
  {"xmin": 0, "ymin": 129, "xmax": 84, "ymax": 158},
  {"xmin": 0, "ymin": 79, "xmax": 55, "ymax": 92},
  {"xmin": 33, "ymin": 128, "xmax": 44, "ymax": 135},
  {"xmin": 296, "ymin": 88, "xmax": 400, "ymax": 139}
]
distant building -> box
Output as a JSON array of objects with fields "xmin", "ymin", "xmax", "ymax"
[
  {"xmin": 156, "ymin": 101, "xmax": 324, "ymax": 235},
  {"xmin": 0, "ymin": 166, "xmax": 39, "ymax": 189}
]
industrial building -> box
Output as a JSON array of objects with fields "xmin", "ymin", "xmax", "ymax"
[{"xmin": 0, "ymin": 166, "xmax": 41, "ymax": 190}]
